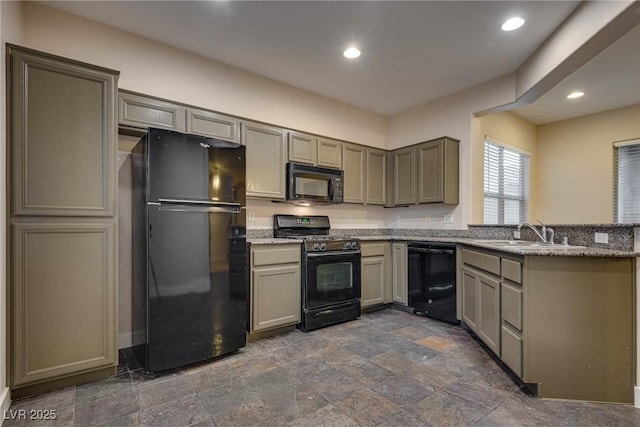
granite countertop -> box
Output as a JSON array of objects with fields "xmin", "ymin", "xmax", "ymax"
[{"xmin": 248, "ymin": 236, "xmax": 638, "ymax": 257}]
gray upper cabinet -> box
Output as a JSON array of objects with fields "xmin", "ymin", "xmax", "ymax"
[
  {"xmin": 119, "ymin": 91, "xmax": 186, "ymax": 132},
  {"xmin": 186, "ymin": 107, "xmax": 239, "ymax": 143},
  {"xmin": 242, "ymin": 121, "xmax": 288, "ymax": 200},
  {"xmin": 10, "ymin": 47, "xmax": 118, "ymax": 217},
  {"xmin": 342, "ymin": 143, "xmax": 366, "ymax": 203},
  {"xmin": 417, "ymin": 137, "xmax": 459, "ymax": 204},
  {"xmin": 288, "ymin": 131, "xmax": 317, "ymax": 165},
  {"xmin": 393, "ymin": 147, "xmax": 416, "ymax": 205},
  {"xmin": 317, "ymin": 137, "xmax": 342, "ymax": 169},
  {"xmin": 366, "ymin": 148, "xmax": 386, "ymax": 205}
]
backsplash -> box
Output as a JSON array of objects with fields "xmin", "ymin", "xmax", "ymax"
[{"xmin": 248, "ymin": 224, "xmax": 639, "ymax": 252}]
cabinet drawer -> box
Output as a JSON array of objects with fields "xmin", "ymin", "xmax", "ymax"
[
  {"xmin": 361, "ymin": 242, "xmax": 386, "ymax": 257},
  {"xmin": 462, "ymin": 249, "xmax": 500, "ymax": 276},
  {"xmin": 502, "ymin": 258, "xmax": 522, "ymax": 284},
  {"xmin": 501, "ymin": 282, "xmax": 523, "ymax": 331},
  {"xmin": 501, "ymin": 326, "xmax": 523, "ymax": 378},
  {"xmin": 252, "ymin": 245, "xmax": 300, "ymax": 266}
]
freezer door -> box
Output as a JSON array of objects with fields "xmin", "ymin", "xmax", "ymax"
[
  {"xmin": 147, "ymin": 128, "xmax": 245, "ymax": 205},
  {"xmin": 146, "ymin": 205, "xmax": 246, "ymax": 372}
]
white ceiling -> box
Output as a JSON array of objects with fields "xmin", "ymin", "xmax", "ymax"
[
  {"xmin": 43, "ymin": 0, "xmax": 583, "ymax": 117},
  {"xmin": 513, "ymin": 23, "xmax": 640, "ymax": 125}
]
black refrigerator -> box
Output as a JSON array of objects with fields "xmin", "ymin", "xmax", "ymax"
[{"xmin": 131, "ymin": 128, "xmax": 247, "ymax": 373}]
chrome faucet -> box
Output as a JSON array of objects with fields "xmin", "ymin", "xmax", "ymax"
[{"xmin": 518, "ymin": 220, "xmax": 554, "ymax": 244}]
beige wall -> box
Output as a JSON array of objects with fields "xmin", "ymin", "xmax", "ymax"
[
  {"xmin": 386, "ymin": 74, "xmax": 518, "ymax": 229},
  {"xmin": 20, "ymin": 2, "xmax": 387, "ymax": 149},
  {"xmin": 535, "ymin": 104, "xmax": 640, "ymax": 224},
  {"xmin": 473, "ymin": 112, "xmax": 538, "ymax": 224}
]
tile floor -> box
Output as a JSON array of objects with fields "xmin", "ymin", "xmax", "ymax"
[{"xmin": 5, "ymin": 309, "xmax": 640, "ymax": 426}]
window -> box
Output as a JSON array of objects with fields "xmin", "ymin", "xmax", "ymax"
[
  {"xmin": 614, "ymin": 139, "xmax": 640, "ymax": 223},
  {"xmin": 483, "ymin": 139, "xmax": 529, "ymax": 224}
]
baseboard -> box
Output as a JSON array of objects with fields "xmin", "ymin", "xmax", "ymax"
[
  {"xmin": 118, "ymin": 332, "xmax": 133, "ymax": 350},
  {"xmin": 0, "ymin": 386, "xmax": 11, "ymax": 426},
  {"xmin": 634, "ymin": 386, "xmax": 640, "ymax": 408}
]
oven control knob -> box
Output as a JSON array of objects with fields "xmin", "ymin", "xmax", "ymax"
[
  {"xmin": 320, "ymin": 243, "xmax": 326, "ymax": 251},
  {"xmin": 350, "ymin": 241, "xmax": 357, "ymax": 249},
  {"xmin": 343, "ymin": 242, "xmax": 350, "ymax": 250},
  {"xmin": 312, "ymin": 243, "xmax": 320, "ymax": 251}
]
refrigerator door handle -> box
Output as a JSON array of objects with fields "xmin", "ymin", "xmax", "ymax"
[{"xmin": 153, "ymin": 199, "xmax": 242, "ymax": 213}]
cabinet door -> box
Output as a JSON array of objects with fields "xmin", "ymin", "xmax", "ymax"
[
  {"xmin": 461, "ymin": 267, "xmax": 478, "ymax": 331},
  {"xmin": 362, "ymin": 256, "xmax": 385, "ymax": 308},
  {"xmin": 242, "ymin": 122, "xmax": 287, "ymax": 200},
  {"xmin": 252, "ymin": 265, "xmax": 301, "ymax": 332},
  {"xmin": 12, "ymin": 223, "xmax": 116, "ymax": 387},
  {"xmin": 393, "ymin": 147, "xmax": 416, "ymax": 205},
  {"xmin": 417, "ymin": 140, "xmax": 444, "ymax": 203},
  {"xmin": 478, "ymin": 272, "xmax": 500, "ymax": 355},
  {"xmin": 366, "ymin": 148, "xmax": 386, "ymax": 205},
  {"xmin": 317, "ymin": 138, "xmax": 342, "ymax": 168},
  {"xmin": 288, "ymin": 132, "xmax": 317, "ymax": 165},
  {"xmin": 186, "ymin": 108, "xmax": 239, "ymax": 142},
  {"xmin": 392, "ymin": 243, "xmax": 408, "ymax": 305},
  {"xmin": 119, "ymin": 91, "xmax": 186, "ymax": 132},
  {"xmin": 10, "ymin": 49, "xmax": 118, "ymax": 217},
  {"xmin": 342, "ymin": 143, "xmax": 366, "ymax": 203}
]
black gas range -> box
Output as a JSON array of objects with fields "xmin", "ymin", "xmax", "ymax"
[{"xmin": 273, "ymin": 215, "xmax": 361, "ymax": 331}]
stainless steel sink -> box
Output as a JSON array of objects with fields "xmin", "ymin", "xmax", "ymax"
[{"xmin": 473, "ymin": 239, "xmax": 587, "ymax": 250}]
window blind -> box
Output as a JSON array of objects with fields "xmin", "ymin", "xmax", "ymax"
[
  {"xmin": 484, "ymin": 140, "xmax": 529, "ymax": 225},
  {"xmin": 614, "ymin": 140, "xmax": 640, "ymax": 223}
]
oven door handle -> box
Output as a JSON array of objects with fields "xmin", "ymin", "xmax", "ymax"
[{"xmin": 306, "ymin": 250, "xmax": 360, "ymax": 257}]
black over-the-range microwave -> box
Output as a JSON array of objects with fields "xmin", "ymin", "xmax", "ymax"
[{"xmin": 286, "ymin": 162, "xmax": 344, "ymax": 204}]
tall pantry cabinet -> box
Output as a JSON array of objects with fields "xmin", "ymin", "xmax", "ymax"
[{"xmin": 8, "ymin": 45, "xmax": 119, "ymax": 396}]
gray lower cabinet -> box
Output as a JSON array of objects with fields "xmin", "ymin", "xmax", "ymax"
[
  {"xmin": 250, "ymin": 244, "xmax": 301, "ymax": 332},
  {"xmin": 477, "ymin": 272, "xmax": 500, "ymax": 355},
  {"xmin": 461, "ymin": 249, "xmax": 501, "ymax": 355},
  {"xmin": 392, "ymin": 242, "xmax": 408, "ymax": 305},
  {"xmin": 119, "ymin": 90, "xmax": 186, "ymax": 132},
  {"xmin": 317, "ymin": 137, "xmax": 343, "ymax": 168},
  {"xmin": 342, "ymin": 143, "xmax": 366, "ymax": 203},
  {"xmin": 366, "ymin": 148, "xmax": 386, "ymax": 205},
  {"xmin": 186, "ymin": 107, "xmax": 239, "ymax": 142},
  {"xmin": 8, "ymin": 45, "xmax": 118, "ymax": 395},
  {"xmin": 360, "ymin": 242, "xmax": 391, "ymax": 308},
  {"xmin": 12, "ymin": 223, "xmax": 117, "ymax": 388},
  {"xmin": 461, "ymin": 267, "xmax": 479, "ymax": 330},
  {"xmin": 242, "ymin": 122, "xmax": 288, "ymax": 200}
]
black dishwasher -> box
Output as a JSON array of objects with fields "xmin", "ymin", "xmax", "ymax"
[{"xmin": 407, "ymin": 243, "xmax": 458, "ymax": 325}]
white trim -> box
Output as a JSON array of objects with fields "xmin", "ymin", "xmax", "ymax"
[
  {"xmin": 118, "ymin": 332, "xmax": 133, "ymax": 350},
  {"xmin": 0, "ymin": 386, "xmax": 11, "ymax": 426},
  {"xmin": 613, "ymin": 138, "xmax": 640, "ymax": 148},
  {"xmin": 635, "ymin": 386, "xmax": 640, "ymax": 408}
]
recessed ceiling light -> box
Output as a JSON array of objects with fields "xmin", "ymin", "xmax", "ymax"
[
  {"xmin": 343, "ymin": 47, "xmax": 361, "ymax": 59},
  {"xmin": 501, "ymin": 17, "xmax": 525, "ymax": 32},
  {"xmin": 567, "ymin": 91, "xmax": 585, "ymax": 99}
]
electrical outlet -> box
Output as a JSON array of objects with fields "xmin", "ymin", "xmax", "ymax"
[
  {"xmin": 595, "ymin": 232, "xmax": 609, "ymax": 244},
  {"xmin": 514, "ymin": 230, "xmax": 521, "ymax": 239},
  {"xmin": 347, "ymin": 215, "xmax": 353, "ymax": 221},
  {"xmin": 394, "ymin": 215, "xmax": 400, "ymax": 225},
  {"xmin": 424, "ymin": 214, "xmax": 430, "ymax": 223},
  {"xmin": 443, "ymin": 214, "xmax": 453, "ymax": 224},
  {"xmin": 247, "ymin": 210, "xmax": 255, "ymax": 222}
]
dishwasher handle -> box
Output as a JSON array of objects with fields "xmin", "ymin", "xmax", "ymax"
[{"xmin": 408, "ymin": 247, "xmax": 455, "ymax": 255}]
